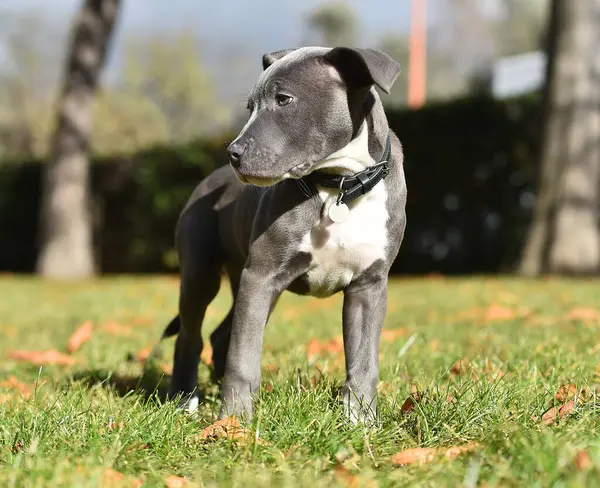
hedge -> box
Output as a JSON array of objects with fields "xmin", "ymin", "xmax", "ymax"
[{"xmin": 0, "ymin": 93, "xmax": 540, "ymax": 275}]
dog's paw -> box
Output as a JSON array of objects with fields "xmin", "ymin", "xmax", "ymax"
[
  {"xmin": 342, "ymin": 388, "xmax": 378, "ymax": 427},
  {"xmin": 183, "ymin": 395, "xmax": 200, "ymax": 416}
]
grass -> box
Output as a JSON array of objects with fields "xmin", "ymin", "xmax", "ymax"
[{"xmin": 1, "ymin": 275, "xmax": 600, "ymax": 487}]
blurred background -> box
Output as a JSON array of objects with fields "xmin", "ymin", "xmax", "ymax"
[{"xmin": 0, "ymin": 0, "xmax": 596, "ymax": 278}]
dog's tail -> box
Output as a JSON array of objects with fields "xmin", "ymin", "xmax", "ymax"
[{"xmin": 161, "ymin": 315, "xmax": 181, "ymax": 340}]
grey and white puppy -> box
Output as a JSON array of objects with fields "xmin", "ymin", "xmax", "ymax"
[{"xmin": 162, "ymin": 46, "xmax": 407, "ymax": 423}]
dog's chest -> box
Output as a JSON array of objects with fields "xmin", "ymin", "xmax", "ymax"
[{"xmin": 299, "ymin": 184, "xmax": 388, "ymax": 297}]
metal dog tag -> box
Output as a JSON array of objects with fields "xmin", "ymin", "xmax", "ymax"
[{"xmin": 328, "ymin": 202, "xmax": 350, "ymax": 223}]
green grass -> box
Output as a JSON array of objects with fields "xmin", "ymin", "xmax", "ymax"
[{"xmin": 1, "ymin": 276, "xmax": 600, "ymax": 487}]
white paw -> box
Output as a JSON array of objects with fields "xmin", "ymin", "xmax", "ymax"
[{"xmin": 186, "ymin": 396, "xmax": 199, "ymax": 414}]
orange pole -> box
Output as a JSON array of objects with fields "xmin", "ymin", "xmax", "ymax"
[{"xmin": 408, "ymin": 0, "xmax": 427, "ymax": 108}]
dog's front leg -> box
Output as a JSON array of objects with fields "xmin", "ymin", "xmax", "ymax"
[
  {"xmin": 341, "ymin": 276, "xmax": 388, "ymax": 424},
  {"xmin": 219, "ymin": 268, "xmax": 278, "ymax": 420}
]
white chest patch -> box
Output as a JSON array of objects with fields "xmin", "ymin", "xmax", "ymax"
[{"xmin": 298, "ymin": 125, "xmax": 389, "ymax": 297}]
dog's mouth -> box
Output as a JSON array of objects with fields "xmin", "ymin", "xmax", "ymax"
[
  {"xmin": 232, "ymin": 160, "xmax": 316, "ymax": 187},
  {"xmin": 232, "ymin": 167, "xmax": 282, "ymax": 187}
]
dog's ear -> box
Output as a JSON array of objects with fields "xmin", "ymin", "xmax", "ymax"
[
  {"xmin": 324, "ymin": 47, "xmax": 401, "ymax": 94},
  {"xmin": 262, "ymin": 49, "xmax": 296, "ymax": 70}
]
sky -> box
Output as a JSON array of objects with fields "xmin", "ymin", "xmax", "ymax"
[
  {"xmin": 0, "ymin": 0, "xmax": 434, "ymax": 110},
  {"xmin": 1, "ymin": 0, "xmax": 420, "ymax": 50}
]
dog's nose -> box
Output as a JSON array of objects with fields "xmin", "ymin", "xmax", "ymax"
[{"xmin": 227, "ymin": 142, "xmax": 246, "ymax": 168}]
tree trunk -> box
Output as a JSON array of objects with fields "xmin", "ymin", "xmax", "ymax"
[
  {"xmin": 37, "ymin": 0, "xmax": 121, "ymax": 279},
  {"xmin": 519, "ymin": 0, "xmax": 600, "ymax": 275}
]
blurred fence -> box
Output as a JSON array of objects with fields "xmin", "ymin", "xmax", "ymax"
[{"xmin": 0, "ymin": 92, "xmax": 540, "ymax": 275}]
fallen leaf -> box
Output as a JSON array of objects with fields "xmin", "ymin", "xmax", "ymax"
[
  {"xmin": 401, "ymin": 385, "xmax": 421, "ymax": 414},
  {"xmin": 485, "ymin": 304, "xmax": 516, "ymax": 322},
  {"xmin": 131, "ymin": 315, "xmax": 153, "ymax": 326},
  {"xmin": 160, "ymin": 363, "xmax": 173, "ymax": 375},
  {"xmin": 164, "ymin": 475, "xmax": 189, "ymax": 488},
  {"xmin": 428, "ymin": 338, "xmax": 440, "ymax": 352},
  {"xmin": 567, "ymin": 308, "xmax": 600, "ymax": 322},
  {"xmin": 555, "ymin": 384, "xmax": 577, "ymax": 403},
  {"xmin": 100, "ymin": 468, "xmax": 142, "ymax": 487},
  {"xmin": 450, "ymin": 357, "xmax": 469, "ymax": 376},
  {"xmin": 574, "ymin": 450, "xmax": 593, "ymax": 471},
  {"xmin": 200, "ymin": 344, "xmax": 213, "ymax": 366},
  {"xmin": 325, "ymin": 336, "xmax": 344, "ymax": 354},
  {"xmin": 265, "ymin": 384, "xmax": 274, "ymax": 393},
  {"xmin": 197, "ymin": 416, "xmax": 268, "ymax": 445},
  {"xmin": 0, "ymin": 376, "xmax": 33, "ymax": 400},
  {"xmin": 137, "ymin": 347, "xmax": 152, "ymax": 363},
  {"xmin": 541, "ymin": 399, "xmax": 575, "ymax": 425},
  {"xmin": 391, "ymin": 442, "xmax": 479, "ymax": 466},
  {"xmin": 306, "ymin": 337, "xmax": 344, "ymax": 360},
  {"xmin": 101, "ymin": 468, "xmax": 123, "ymax": 485},
  {"xmin": 306, "ymin": 339, "xmax": 323, "ymax": 359},
  {"xmin": 391, "ymin": 447, "xmax": 437, "ymax": 465},
  {"xmin": 8, "ymin": 349, "xmax": 75, "ymax": 366},
  {"xmin": 67, "ymin": 320, "xmax": 93, "ymax": 353},
  {"xmin": 102, "ymin": 321, "xmax": 132, "ymax": 336},
  {"xmin": 381, "ymin": 328, "xmax": 408, "ymax": 342},
  {"xmin": 264, "ymin": 363, "xmax": 279, "ymax": 374},
  {"xmin": 333, "ymin": 464, "xmax": 360, "ymax": 488}
]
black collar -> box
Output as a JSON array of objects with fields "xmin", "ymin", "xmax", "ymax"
[{"xmin": 298, "ymin": 133, "xmax": 391, "ymax": 205}]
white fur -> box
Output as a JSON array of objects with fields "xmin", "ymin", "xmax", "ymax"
[
  {"xmin": 185, "ymin": 396, "xmax": 199, "ymax": 415},
  {"xmin": 299, "ymin": 124, "xmax": 389, "ymax": 297}
]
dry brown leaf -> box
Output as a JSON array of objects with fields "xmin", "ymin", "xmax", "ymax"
[
  {"xmin": 131, "ymin": 315, "xmax": 153, "ymax": 326},
  {"xmin": 100, "ymin": 468, "xmax": 142, "ymax": 487},
  {"xmin": 164, "ymin": 475, "xmax": 190, "ymax": 488},
  {"xmin": 381, "ymin": 328, "xmax": 408, "ymax": 342},
  {"xmin": 391, "ymin": 447, "xmax": 438, "ymax": 465},
  {"xmin": 450, "ymin": 357, "xmax": 469, "ymax": 376},
  {"xmin": 567, "ymin": 308, "xmax": 600, "ymax": 322},
  {"xmin": 264, "ymin": 363, "xmax": 279, "ymax": 374},
  {"xmin": 541, "ymin": 399, "xmax": 575, "ymax": 425},
  {"xmin": 67, "ymin": 320, "xmax": 93, "ymax": 353},
  {"xmin": 198, "ymin": 416, "xmax": 268, "ymax": 445},
  {"xmin": 306, "ymin": 337, "xmax": 344, "ymax": 360},
  {"xmin": 574, "ymin": 450, "xmax": 593, "ymax": 471},
  {"xmin": 306, "ymin": 339, "xmax": 323, "ymax": 359},
  {"xmin": 100, "ymin": 468, "xmax": 123, "ymax": 485},
  {"xmin": 136, "ymin": 347, "xmax": 152, "ymax": 363},
  {"xmin": 485, "ymin": 305, "xmax": 516, "ymax": 322},
  {"xmin": 391, "ymin": 443, "xmax": 479, "ymax": 466},
  {"xmin": 444, "ymin": 442, "xmax": 480, "ymax": 459},
  {"xmin": 8, "ymin": 349, "xmax": 76, "ymax": 366},
  {"xmin": 102, "ymin": 321, "xmax": 132, "ymax": 336},
  {"xmin": 160, "ymin": 363, "xmax": 173, "ymax": 375},
  {"xmin": 325, "ymin": 336, "xmax": 344, "ymax": 354},
  {"xmin": 0, "ymin": 376, "xmax": 33, "ymax": 400},
  {"xmin": 555, "ymin": 384, "xmax": 577, "ymax": 403},
  {"xmin": 401, "ymin": 385, "xmax": 421, "ymax": 414},
  {"xmin": 200, "ymin": 344, "xmax": 213, "ymax": 366},
  {"xmin": 332, "ymin": 464, "xmax": 361, "ymax": 488}
]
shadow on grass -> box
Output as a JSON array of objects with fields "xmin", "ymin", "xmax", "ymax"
[
  {"xmin": 70, "ymin": 362, "xmax": 176, "ymax": 403},
  {"xmin": 70, "ymin": 343, "xmax": 207, "ymax": 405}
]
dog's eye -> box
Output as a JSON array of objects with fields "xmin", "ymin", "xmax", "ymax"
[{"xmin": 275, "ymin": 94, "xmax": 293, "ymax": 107}]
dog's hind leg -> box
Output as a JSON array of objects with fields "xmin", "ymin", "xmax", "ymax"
[
  {"xmin": 209, "ymin": 265, "xmax": 241, "ymax": 381},
  {"xmin": 169, "ymin": 193, "xmax": 222, "ymax": 413}
]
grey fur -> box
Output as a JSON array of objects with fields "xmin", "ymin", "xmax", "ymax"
[{"xmin": 166, "ymin": 46, "xmax": 406, "ymax": 423}]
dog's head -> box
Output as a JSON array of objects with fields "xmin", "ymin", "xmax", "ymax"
[{"xmin": 227, "ymin": 47, "xmax": 400, "ymax": 186}]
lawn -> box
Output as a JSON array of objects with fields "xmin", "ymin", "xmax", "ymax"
[{"xmin": 1, "ymin": 275, "xmax": 599, "ymax": 487}]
